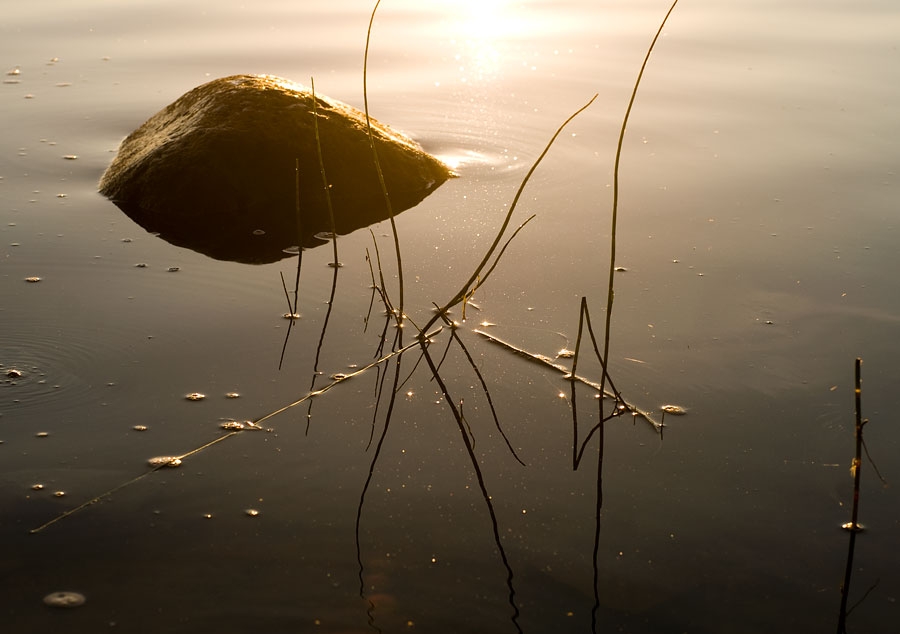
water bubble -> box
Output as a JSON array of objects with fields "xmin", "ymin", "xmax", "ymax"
[
  {"xmin": 25, "ymin": 276, "xmax": 42, "ymax": 283},
  {"xmin": 132, "ymin": 425, "xmax": 148, "ymax": 432},
  {"xmin": 252, "ymin": 229, "xmax": 266, "ymax": 236},
  {"xmin": 35, "ymin": 432, "xmax": 49, "ymax": 438},
  {"xmin": 185, "ymin": 393, "xmax": 205, "ymax": 401},
  {"xmin": 660, "ymin": 404, "xmax": 687, "ymax": 416},
  {"xmin": 225, "ymin": 392, "xmax": 240, "ymax": 399},
  {"xmin": 6, "ymin": 368, "xmax": 23, "ymax": 378},
  {"xmin": 63, "ymin": 155, "xmax": 78, "ymax": 161},
  {"xmin": 31, "ymin": 484, "xmax": 44, "ymax": 491},
  {"xmin": 53, "ymin": 491, "xmax": 66, "ymax": 497},
  {"xmin": 245, "ymin": 509, "xmax": 260, "ymax": 517},
  {"xmin": 43, "ymin": 591, "xmax": 86, "ymax": 608},
  {"xmin": 135, "ymin": 263, "xmax": 148, "ymax": 268}
]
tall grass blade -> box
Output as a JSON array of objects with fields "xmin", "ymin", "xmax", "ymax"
[
  {"xmin": 600, "ymin": 0, "xmax": 680, "ymax": 396},
  {"xmin": 364, "ymin": 0, "xmax": 404, "ymax": 318}
]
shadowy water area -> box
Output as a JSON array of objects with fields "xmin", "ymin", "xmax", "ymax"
[{"xmin": 2, "ymin": 1, "xmax": 899, "ymax": 632}]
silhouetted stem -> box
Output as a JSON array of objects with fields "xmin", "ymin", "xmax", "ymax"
[
  {"xmin": 364, "ymin": 0, "xmax": 404, "ymax": 317},
  {"xmin": 600, "ymin": 0, "xmax": 679, "ymax": 396}
]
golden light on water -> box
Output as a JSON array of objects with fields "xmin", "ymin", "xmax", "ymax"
[
  {"xmin": 433, "ymin": 0, "xmax": 533, "ymax": 83},
  {"xmin": 440, "ymin": 0, "xmax": 522, "ymax": 40}
]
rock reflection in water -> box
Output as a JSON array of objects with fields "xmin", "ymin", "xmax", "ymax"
[{"xmin": 99, "ymin": 75, "xmax": 453, "ymax": 264}]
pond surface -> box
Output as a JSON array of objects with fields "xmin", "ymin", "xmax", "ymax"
[{"xmin": 2, "ymin": 1, "xmax": 899, "ymax": 632}]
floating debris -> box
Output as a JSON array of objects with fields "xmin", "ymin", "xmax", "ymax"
[
  {"xmin": 184, "ymin": 392, "xmax": 205, "ymax": 401},
  {"xmin": 556, "ymin": 348, "xmax": 575, "ymax": 359},
  {"xmin": 252, "ymin": 229, "xmax": 266, "ymax": 236},
  {"xmin": 53, "ymin": 491, "xmax": 66, "ymax": 498},
  {"xmin": 24, "ymin": 276, "xmax": 42, "ymax": 283},
  {"xmin": 225, "ymin": 392, "xmax": 240, "ymax": 399},
  {"xmin": 660, "ymin": 404, "xmax": 687, "ymax": 416},
  {"xmin": 166, "ymin": 266, "xmax": 180, "ymax": 272},
  {"xmin": 35, "ymin": 432, "xmax": 49, "ymax": 438},
  {"xmin": 43, "ymin": 591, "xmax": 86, "ymax": 608},
  {"xmin": 121, "ymin": 237, "xmax": 133, "ymax": 243},
  {"xmin": 31, "ymin": 484, "xmax": 44, "ymax": 491},
  {"xmin": 245, "ymin": 509, "xmax": 260, "ymax": 517},
  {"xmin": 330, "ymin": 373, "xmax": 349, "ymax": 381},
  {"xmin": 220, "ymin": 420, "xmax": 264, "ymax": 431},
  {"xmin": 282, "ymin": 312, "xmax": 301, "ymax": 320},
  {"xmin": 6, "ymin": 368, "xmax": 23, "ymax": 378},
  {"xmin": 6, "ymin": 67, "xmax": 21, "ymax": 76},
  {"xmin": 134, "ymin": 263, "xmax": 148, "ymax": 268},
  {"xmin": 56, "ymin": 193, "xmax": 67, "ymax": 198},
  {"xmin": 614, "ymin": 266, "xmax": 628, "ymax": 272},
  {"xmin": 132, "ymin": 425, "xmax": 148, "ymax": 432},
  {"xmin": 147, "ymin": 456, "xmax": 182, "ymax": 468},
  {"xmin": 63, "ymin": 155, "xmax": 78, "ymax": 160}
]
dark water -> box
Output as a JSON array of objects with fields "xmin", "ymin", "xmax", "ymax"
[{"xmin": 2, "ymin": 0, "xmax": 899, "ymax": 632}]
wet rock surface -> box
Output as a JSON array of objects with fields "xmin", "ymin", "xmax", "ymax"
[{"xmin": 99, "ymin": 75, "xmax": 452, "ymax": 263}]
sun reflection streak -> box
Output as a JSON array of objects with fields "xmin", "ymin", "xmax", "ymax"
[{"xmin": 436, "ymin": 0, "xmax": 531, "ymax": 83}]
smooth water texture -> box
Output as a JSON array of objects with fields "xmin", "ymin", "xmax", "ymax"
[{"xmin": 2, "ymin": 1, "xmax": 899, "ymax": 633}]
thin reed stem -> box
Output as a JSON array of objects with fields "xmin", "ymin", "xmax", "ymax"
[
  {"xmin": 837, "ymin": 357, "xmax": 867, "ymax": 633},
  {"xmin": 422, "ymin": 95, "xmax": 597, "ymax": 337},
  {"xmin": 600, "ymin": 0, "xmax": 679, "ymax": 397},
  {"xmin": 311, "ymin": 77, "xmax": 340, "ymax": 267},
  {"xmin": 364, "ymin": 0, "xmax": 404, "ymax": 318}
]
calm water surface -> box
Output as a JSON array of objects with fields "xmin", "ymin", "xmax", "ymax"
[{"xmin": 2, "ymin": 1, "xmax": 899, "ymax": 632}]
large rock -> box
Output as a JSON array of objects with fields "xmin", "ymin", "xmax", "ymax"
[{"xmin": 99, "ymin": 74, "xmax": 452, "ymax": 263}]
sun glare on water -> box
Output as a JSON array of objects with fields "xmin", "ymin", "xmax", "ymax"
[{"xmin": 434, "ymin": 0, "xmax": 534, "ymax": 83}]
